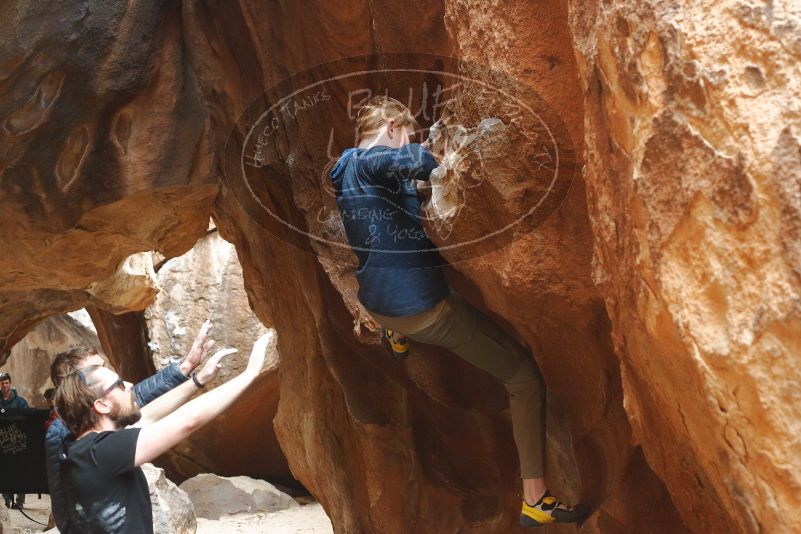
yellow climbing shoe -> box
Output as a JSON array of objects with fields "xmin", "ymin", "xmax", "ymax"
[
  {"xmin": 520, "ymin": 490, "xmax": 588, "ymax": 527},
  {"xmin": 385, "ymin": 329, "xmax": 410, "ymax": 360}
]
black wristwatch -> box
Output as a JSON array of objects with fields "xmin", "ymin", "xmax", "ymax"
[{"xmin": 191, "ymin": 372, "xmax": 206, "ymax": 388}]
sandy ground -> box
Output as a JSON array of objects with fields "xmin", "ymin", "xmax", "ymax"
[
  {"xmin": 2, "ymin": 493, "xmax": 332, "ymax": 534},
  {"xmin": 196, "ymin": 503, "xmax": 333, "ymax": 534},
  {"xmin": 4, "ymin": 493, "xmax": 52, "ymax": 533}
]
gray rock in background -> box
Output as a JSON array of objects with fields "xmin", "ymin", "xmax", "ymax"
[
  {"xmin": 0, "ymin": 504, "xmax": 9, "ymax": 533},
  {"xmin": 144, "ymin": 225, "xmax": 288, "ymax": 482},
  {"xmin": 180, "ymin": 473, "xmax": 298, "ymax": 520},
  {"xmin": 142, "ymin": 463, "xmax": 197, "ymax": 534},
  {"xmin": 145, "ymin": 226, "xmax": 276, "ymax": 384},
  {"xmin": 1, "ymin": 314, "xmax": 101, "ymax": 407}
]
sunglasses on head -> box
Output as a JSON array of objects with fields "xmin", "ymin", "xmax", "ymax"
[
  {"xmin": 100, "ymin": 377, "xmax": 125, "ymax": 397},
  {"xmin": 0, "ymin": 373, "xmax": 9, "ymax": 381},
  {"xmin": 74, "ymin": 367, "xmax": 124, "ymax": 397}
]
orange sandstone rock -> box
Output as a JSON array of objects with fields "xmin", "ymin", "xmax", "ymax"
[{"xmin": 1, "ymin": 2, "xmax": 798, "ymax": 533}]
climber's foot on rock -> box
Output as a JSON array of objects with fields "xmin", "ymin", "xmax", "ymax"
[
  {"xmin": 385, "ymin": 329, "xmax": 410, "ymax": 360},
  {"xmin": 520, "ymin": 490, "xmax": 588, "ymax": 527}
]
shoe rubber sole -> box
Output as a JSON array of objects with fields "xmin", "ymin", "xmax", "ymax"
[{"xmin": 520, "ymin": 514, "xmax": 547, "ymax": 528}]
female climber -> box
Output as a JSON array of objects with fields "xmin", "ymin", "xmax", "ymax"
[{"xmin": 329, "ymin": 95, "xmax": 588, "ymax": 527}]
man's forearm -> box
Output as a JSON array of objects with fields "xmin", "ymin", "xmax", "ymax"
[
  {"xmin": 134, "ymin": 363, "xmax": 189, "ymax": 406},
  {"xmin": 135, "ymin": 334, "xmax": 267, "ymax": 466},
  {"xmin": 134, "ymin": 370, "xmax": 258, "ymax": 466},
  {"xmin": 137, "ymin": 378, "xmax": 199, "ymax": 426},
  {"xmin": 173, "ymin": 371, "xmax": 255, "ymax": 433},
  {"xmin": 177, "ymin": 319, "xmax": 213, "ymax": 377}
]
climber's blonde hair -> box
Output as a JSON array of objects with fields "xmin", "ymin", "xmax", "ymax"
[{"xmin": 356, "ymin": 96, "xmax": 420, "ymax": 142}]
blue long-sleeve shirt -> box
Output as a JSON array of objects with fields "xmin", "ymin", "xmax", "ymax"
[
  {"xmin": 330, "ymin": 143, "xmax": 449, "ymax": 316},
  {"xmin": 46, "ymin": 363, "xmax": 188, "ymax": 533}
]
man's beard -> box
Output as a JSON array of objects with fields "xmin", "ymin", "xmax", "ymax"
[{"xmin": 110, "ymin": 390, "xmax": 142, "ymax": 428}]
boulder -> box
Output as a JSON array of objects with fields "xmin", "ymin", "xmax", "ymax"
[
  {"xmin": 141, "ymin": 463, "xmax": 197, "ymax": 534},
  {"xmin": 85, "ymin": 253, "xmax": 160, "ymax": 315},
  {"xmin": 179, "ymin": 474, "xmax": 298, "ymax": 520}
]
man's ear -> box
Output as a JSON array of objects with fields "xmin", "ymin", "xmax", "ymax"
[
  {"xmin": 386, "ymin": 119, "xmax": 396, "ymax": 138},
  {"xmin": 93, "ymin": 398, "xmax": 111, "ymax": 415}
]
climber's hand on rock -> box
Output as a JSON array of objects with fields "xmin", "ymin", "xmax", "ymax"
[
  {"xmin": 196, "ymin": 347, "xmax": 237, "ymax": 385},
  {"xmin": 423, "ymin": 119, "xmax": 450, "ymax": 162},
  {"xmin": 422, "ymin": 139, "xmax": 443, "ymax": 165},
  {"xmin": 245, "ymin": 332, "xmax": 273, "ymax": 379},
  {"xmin": 180, "ymin": 319, "xmax": 215, "ymax": 376},
  {"xmin": 415, "ymin": 179, "xmax": 432, "ymax": 201}
]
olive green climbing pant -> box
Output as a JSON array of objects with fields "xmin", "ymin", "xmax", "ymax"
[{"xmin": 370, "ymin": 292, "xmax": 546, "ymax": 478}]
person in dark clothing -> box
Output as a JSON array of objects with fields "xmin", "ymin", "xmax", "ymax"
[
  {"xmin": 61, "ymin": 425, "xmax": 151, "ymax": 533},
  {"xmin": 0, "ymin": 371, "xmax": 29, "ymax": 509},
  {"xmin": 0, "ymin": 372, "xmax": 28, "ymax": 410},
  {"xmin": 55, "ymin": 332, "xmax": 269, "ymax": 533},
  {"xmin": 46, "ymin": 320, "xmax": 215, "ymax": 533},
  {"xmin": 329, "ymin": 96, "xmax": 587, "ymax": 527}
]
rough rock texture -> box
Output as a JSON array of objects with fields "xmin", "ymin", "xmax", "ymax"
[
  {"xmin": 142, "ymin": 463, "xmax": 198, "ymax": 534},
  {"xmin": 145, "ymin": 227, "xmax": 287, "ymax": 483},
  {"xmin": 569, "ymin": 2, "xmax": 801, "ymax": 532},
  {"xmin": 415, "ymin": 3, "xmax": 682, "ymax": 532},
  {"xmin": 1, "ymin": 1, "xmax": 799, "ymax": 533},
  {"xmin": 88, "ymin": 307, "xmax": 158, "ymax": 385},
  {"xmin": 0, "ymin": 1, "xmax": 218, "ymax": 360},
  {"xmin": 146, "ymin": 226, "xmax": 272, "ymax": 385},
  {"xmin": 1, "ymin": 313, "xmax": 100, "ymax": 406},
  {"xmin": 179, "ymin": 473, "xmax": 298, "ymax": 520}
]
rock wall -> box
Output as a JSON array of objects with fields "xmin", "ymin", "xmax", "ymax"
[
  {"xmin": 0, "ymin": 1, "xmax": 217, "ymax": 359},
  {"xmin": 1, "ymin": 1, "xmax": 799, "ymax": 533},
  {"xmin": 187, "ymin": 1, "xmax": 557, "ymax": 530},
  {"xmin": 146, "ymin": 226, "xmax": 270, "ymax": 385},
  {"xmin": 432, "ymin": 1, "xmax": 683, "ymax": 531},
  {"xmin": 569, "ymin": 1, "xmax": 801, "ymax": 532},
  {"xmin": 88, "ymin": 307, "xmax": 157, "ymax": 385}
]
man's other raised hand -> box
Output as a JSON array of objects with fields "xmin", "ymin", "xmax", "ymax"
[
  {"xmin": 195, "ymin": 347, "xmax": 238, "ymax": 385},
  {"xmin": 245, "ymin": 332, "xmax": 273, "ymax": 379},
  {"xmin": 179, "ymin": 319, "xmax": 215, "ymax": 376}
]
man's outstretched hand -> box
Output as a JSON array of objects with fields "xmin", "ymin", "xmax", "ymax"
[
  {"xmin": 245, "ymin": 332, "xmax": 273, "ymax": 379},
  {"xmin": 179, "ymin": 320, "xmax": 215, "ymax": 376},
  {"xmin": 195, "ymin": 347, "xmax": 237, "ymax": 385}
]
